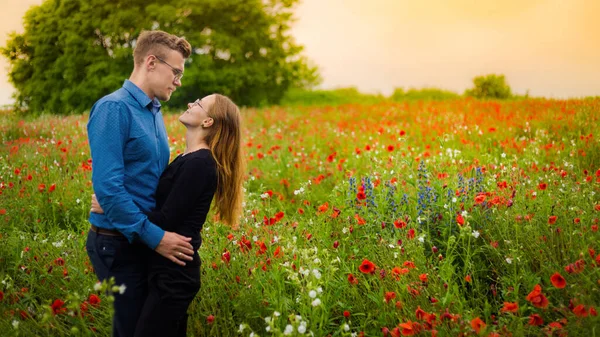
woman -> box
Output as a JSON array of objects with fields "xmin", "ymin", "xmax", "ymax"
[{"xmin": 92, "ymin": 94, "xmax": 244, "ymax": 337}]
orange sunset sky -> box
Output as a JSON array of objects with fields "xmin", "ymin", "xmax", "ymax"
[{"xmin": 1, "ymin": 0, "xmax": 599, "ymax": 106}]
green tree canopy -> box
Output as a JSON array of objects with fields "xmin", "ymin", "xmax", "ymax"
[
  {"xmin": 465, "ymin": 74, "xmax": 512, "ymax": 99},
  {"xmin": 1, "ymin": 0, "xmax": 320, "ymax": 114}
]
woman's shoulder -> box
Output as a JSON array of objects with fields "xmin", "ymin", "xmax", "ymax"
[{"xmin": 182, "ymin": 150, "xmax": 217, "ymax": 171}]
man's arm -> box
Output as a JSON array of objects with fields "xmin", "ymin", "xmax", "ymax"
[{"xmin": 88, "ymin": 101, "xmax": 193, "ymax": 265}]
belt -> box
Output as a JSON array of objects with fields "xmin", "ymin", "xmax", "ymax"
[{"xmin": 90, "ymin": 225, "xmax": 124, "ymax": 237}]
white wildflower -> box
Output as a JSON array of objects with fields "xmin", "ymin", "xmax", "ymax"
[{"xmin": 284, "ymin": 324, "xmax": 294, "ymax": 335}]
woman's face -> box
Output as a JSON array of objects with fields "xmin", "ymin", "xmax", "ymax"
[{"xmin": 179, "ymin": 94, "xmax": 216, "ymax": 128}]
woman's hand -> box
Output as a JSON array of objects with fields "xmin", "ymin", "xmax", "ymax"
[{"xmin": 90, "ymin": 194, "xmax": 104, "ymax": 214}]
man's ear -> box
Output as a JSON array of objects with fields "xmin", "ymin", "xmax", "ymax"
[{"xmin": 146, "ymin": 55, "xmax": 156, "ymax": 71}]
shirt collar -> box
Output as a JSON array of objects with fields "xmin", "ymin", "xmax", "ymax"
[{"xmin": 122, "ymin": 80, "xmax": 161, "ymax": 112}]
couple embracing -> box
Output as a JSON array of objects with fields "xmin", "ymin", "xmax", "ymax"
[{"xmin": 86, "ymin": 30, "xmax": 244, "ymax": 337}]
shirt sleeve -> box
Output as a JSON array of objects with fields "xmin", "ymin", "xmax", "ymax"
[
  {"xmin": 146, "ymin": 156, "xmax": 217, "ymax": 230},
  {"xmin": 87, "ymin": 100, "xmax": 165, "ymax": 249}
]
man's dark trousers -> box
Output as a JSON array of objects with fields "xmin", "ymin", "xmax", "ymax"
[{"xmin": 86, "ymin": 229, "xmax": 149, "ymax": 337}]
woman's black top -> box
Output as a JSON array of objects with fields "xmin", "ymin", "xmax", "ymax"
[{"xmin": 144, "ymin": 149, "xmax": 217, "ymax": 283}]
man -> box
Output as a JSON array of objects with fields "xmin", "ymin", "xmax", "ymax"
[{"xmin": 86, "ymin": 30, "xmax": 194, "ymax": 337}]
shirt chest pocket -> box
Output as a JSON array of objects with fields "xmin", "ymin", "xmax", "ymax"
[{"xmin": 124, "ymin": 127, "xmax": 154, "ymax": 162}]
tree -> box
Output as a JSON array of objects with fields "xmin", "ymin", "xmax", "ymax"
[
  {"xmin": 1, "ymin": 0, "xmax": 320, "ymax": 114},
  {"xmin": 465, "ymin": 74, "xmax": 512, "ymax": 99}
]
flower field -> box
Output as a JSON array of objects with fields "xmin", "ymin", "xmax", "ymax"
[{"xmin": 0, "ymin": 98, "xmax": 599, "ymax": 336}]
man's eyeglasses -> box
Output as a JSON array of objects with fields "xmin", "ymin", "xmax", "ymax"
[{"xmin": 154, "ymin": 55, "xmax": 183, "ymax": 81}]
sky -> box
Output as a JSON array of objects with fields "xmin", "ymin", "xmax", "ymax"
[{"xmin": 1, "ymin": 0, "xmax": 599, "ymax": 106}]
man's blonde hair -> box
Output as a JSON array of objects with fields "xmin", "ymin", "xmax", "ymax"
[{"xmin": 133, "ymin": 30, "xmax": 191, "ymax": 65}]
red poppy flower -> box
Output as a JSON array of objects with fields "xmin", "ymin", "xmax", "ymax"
[
  {"xmin": 547, "ymin": 322, "xmax": 562, "ymax": 330},
  {"xmin": 354, "ymin": 214, "xmax": 366, "ymax": 225},
  {"xmin": 456, "ymin": 214, "xmax": 465, "ymax": 226},
  {"xmin": 538, "ymin": 182, "xmax": 547, "ymax": 190},
  {"xmin": 0, "ymin": 290, "xmax": 4, "ymax": 301},
  {"xmin": 526, "ymin": 284, "xmax": 549, "ymax": 308},
  {"xmin": 500, "ymin": 302, "xmax": 519, "ymax": 313},
  {"xmin": 359, "ymin": 259, "xmax": 376, "ymax": 274},
  {"xmin": 548, "ymin": 216, "xmax": 557, "ymax": 225},
  {"xmin": 394, "ymin": 219, "xmax": 407, "ymax": 229},
  {"xmin": 550, "ymin": 272, "xmax": 566, "ymax": 289},
  {"xmin": 51, "ymin": 299, "xmax": 66, "ymax": 315},
  {"xmin": 470, "ymin": 317, "xmax": 486, "ymax": 334},
  {"xmin": 397, "ymin": 321, "xmax": 416, "ymax": 336},
  {"xmin": 343, "ymin": 310, "xmax": 350, "ymax": 318},
  {"xmin": 474, "ymin": 194, "xmax": 486, "ymax": 204},
  {"xmin": 80, "ymin": 301, "xmax": 89, "ymax": 313},
  {"xmin": 206, "ymin": 314, "xmax": 215, "ymax": 324},
  {"xmin": 403, "ymin": 261, "xmax": 416, "ymax": 269},
  {"xmin": 573, "ymin": 304, "xmax": 588, "ymax": 317},
  {"xmin": 221, "ymin": 250, "xmax": 231, "ymax": 264},
  {"xmin": 528, "ymin": 314, "xmax": 543, "ymax": 326},
  {"xmin": 384, "ymin": 291, "xmax": 396, "ymax": 303},
  {"xmin": 326, "ymin": 204, "xmax": 339, "ymax": 217},
  {"xmin": 88, "ymin": 294, "xmax": 101, "ymax": 307},
  {"xmin": 347, "ymin": 273, "xmax": 359, "ymax": 285},
  {"xmin": 407, "ymin": 228, "xmax": 415, "ymax": 239},
  {"xmin": 318, "ymin": 202, "xmax": 329, "ymax": 213},
  {"xmin": 415, "ymin": 306, "xmax": 428, "ymax": 320}
]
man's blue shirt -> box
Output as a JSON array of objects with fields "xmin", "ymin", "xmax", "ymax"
[{"xmin": 87, "ymin": 80, "xmax": 170, "ymax": 249}]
